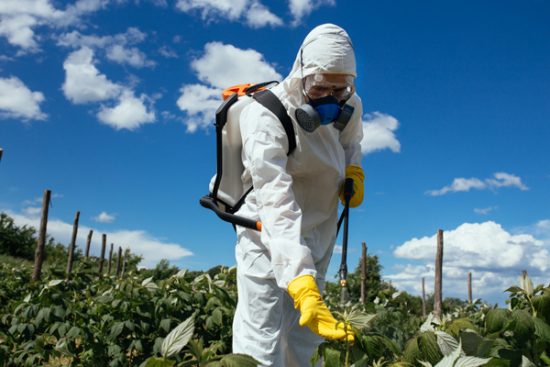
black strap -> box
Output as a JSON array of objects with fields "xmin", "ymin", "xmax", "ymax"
[{"xmin": 253, "ymin": 90, "xmax": 296, "ymax": 156}]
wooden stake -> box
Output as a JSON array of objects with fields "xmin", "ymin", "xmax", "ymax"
[
  {"xmin": 422, "ymin": 277, "xmax": 427, "ymax": 317},
  {"xmin": 434, "ymin": 229, "xmax": 444, "ymax": 319},
  {"xmin": 108, "ymin": 243, "xmax": 114, "ymax": 275},
  {"xmin": 116, "ymin": 246, "xmax": 122, "ymax": 277},
  {"xmin": 121, "ymin": 249, "xmax": 127, "ymax": 276},
  {"xmin": 66, "ymin": 211, "xmax": 80, "ymax": 279},
  {"xmin": 32, "ymin": 189, "xmax": 51, "ymax": 281},
  {"xmin": 360, "ymin": 241, "xmax": 367, "ymax": 304},
  {"xmin": 85, "ymin": 230, "xmax": 93, "ymax": 258},
  {"xmin": 468, "ymin": 272, "xmax": 473, "ymax": 304},
  {"xmin": 99, "ymin": 234, "xmax": 106, "ymax": 276}
]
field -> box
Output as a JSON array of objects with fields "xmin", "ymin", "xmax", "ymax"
[{"xmin": 1, "ymin": 213, "xmax": 549, "ymax": 366}]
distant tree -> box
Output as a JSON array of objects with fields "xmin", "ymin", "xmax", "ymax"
[{"xmin": 0, "ymin": 213, "xmax": 36, "ymax": 260}]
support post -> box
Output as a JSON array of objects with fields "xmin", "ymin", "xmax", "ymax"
[
  {"xmin": 116, "ymin": 246, "xmax": 122, "ymax": 277},
  {"xmin": 360, "ymin": 241, "xmax": 367, "ymax": 304},
  {"xmin": 32, "ymin": 189, "xmax": 51, "ymax": 281},
  {"xmin": 85, "ymin": 230, "xmax": 93, "ymax": 258},
  {"xmin": 434, "ymin": 229, "xmax": 444, "ymax": 319},
  {"xmin": 108, "ymin": 243, "xmax": 114, "ymax": 275},
  {"xmin": 66, "ymin": 211, "xmax": 80, "ymax": 279},
  {"xmin": 468, "ymin": 272, "xmax": 473, "ymax": 304},
  {"xmin": 99, "ymin": 234, "xmax": 106, "ymax": 276},
  {"xmin": 422, "ymin": 277, "xmax": 427, "ymax": 317}
]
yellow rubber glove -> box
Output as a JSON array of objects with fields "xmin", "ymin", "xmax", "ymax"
[
  {"xmin": 339, "ymin": 165, "xmax": 364, "ymax": 208},
  {"xmin": 288, "ymin": 275, "xmax": 354, "ymax": 342}
]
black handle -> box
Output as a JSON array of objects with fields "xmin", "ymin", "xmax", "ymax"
[{"xmin": 200, "ymin": 196, "xmax": 261, "ymax": 231}]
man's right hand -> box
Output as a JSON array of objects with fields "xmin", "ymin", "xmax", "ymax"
[{"xmin": 288, "ymin": 275, "xmax": 354, "ymax": 342}]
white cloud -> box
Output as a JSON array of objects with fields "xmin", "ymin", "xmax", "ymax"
[
  {"xmin": 106, "ymin": 44, "xmax": 155, "ymax": 68},
  {"xmin": 427, "ymin": 173, "xmax": 528, "ymax": 196},
  {"xmin": 387, "ymin": 220, "xmax": 550, "ymax": 303},
  {"xmin": 244, "ymin": 2, "xmax": 283, "ymax": 28},
  {"xmin": 175, "ymin": 0, "xmax": 282, "ymax": 28},
  {"xmin": 176, "ymin": 84, "xmax": 220, "ymax": 132},
  {"xmin": 474, "ymin": 206, "xmax": 496, "ymax": 215},
  {"xmin": 0, "ymin": 14, "xmax": 40, "ymax": 50},
  {"xmin": 0, "ymin": 0, "xmax": 107, "ymax": 51},
  {"xmin": 288, "ymin": 0, "xmax": 335, "ymax": 25},
  {"xmin": 192, "ymin": 42, "xmax": 282, "ymax": 89},
  {"xmin": 22, "ymin": 206, "xmax": 41, "ymax": 218},
  {"xmin": 58, "ymin": 28, "xmax": 153, "ymax": 68},
  {"xmin": 361, "ymin": 112, "xmax": 401, "ymax": 155},
  {"xmin": 97, "ymin": 90, "xmax": 155, "ymax": 130},
  {"xmin": 93, "ymin": 211, "xmax": 116, "ymax": 223},
  {"xmin": 0, "ymin": 76, "xmax": 46, "ymax": 120},
  {"xmin": 4, "ymin": 208, "xmax": 192, "ymax": 268},
  {"xmin": 62, "ymin": 47, "xmax": 122, "ymax": 104},
  {"xmin": 177, "ymin": 42, "xmax": 281, "ymax": 132}
]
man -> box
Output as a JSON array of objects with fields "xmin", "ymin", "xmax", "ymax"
[{"xmin": 232, "ymin": 23, "xmax": 364, "ymax": 366}]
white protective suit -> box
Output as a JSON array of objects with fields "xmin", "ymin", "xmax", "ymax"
[{"xmin": 232, "ymin": 24, "xmax": 363, "ymax": 367}]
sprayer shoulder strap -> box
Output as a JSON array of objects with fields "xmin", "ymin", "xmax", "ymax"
[{"xmin": 252, "ymin": 90, "xmax": 296, "ymax": 155}]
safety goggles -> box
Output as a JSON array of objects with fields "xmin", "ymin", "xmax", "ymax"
[{"xmin": 303, "ymin": 74, "xmax": 355, "ymax": 102}]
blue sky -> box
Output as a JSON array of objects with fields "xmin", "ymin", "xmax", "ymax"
[{"xmin": 1, "ymin": 0, "xmax": 549, "ymax": 304}]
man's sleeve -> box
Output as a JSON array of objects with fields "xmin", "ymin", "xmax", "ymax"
[{"xmin": 240, "ymin": 103, "xmax": 316, "ymax": 289}]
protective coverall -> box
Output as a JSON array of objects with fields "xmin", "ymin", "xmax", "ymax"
[{"xmin": 232, "ymin": 24, "xmax": 364, "ymax": 366}]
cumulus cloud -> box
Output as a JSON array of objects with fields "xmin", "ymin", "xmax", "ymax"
[
  {"xmin": 97, "ymin": 90, "xmax": 155, "ymax": 130},
  {"xmin": 191, "ymin": 42, "xmax": 281, "ymax": 89},
  {"xmin": 4, "ymin": 208, "xmax": 192, "ymax": 268},
  {"xmin": 0, "ymin": 76, "xmax": 46, "ymax": 120},
  {"xmin": 62, "ymin": 47, "xmax": 122, "ymax": 104},
  {"xmin": 387, "ymin": 221, "xmax": 549, "ymax": 303},
  {"xmin": 93, "ymin": 211, "xmax": 116, "ymax": 223},
  {"xmin": 361, "ymin": 112, "xmax": 401, "ymax": 155},
  {"xmin": 177, "ymin": 42, "xmax": 281, "ymax": 132},
  {"xmin": 288, "ymin": 0, "xmax": 335, "ymax": 25},
  {"xmin": 0, "ymin": 0, "xmax": 107, "ymax": 52},
  {"xmin": 58, "ymin": 28, "xmax": 154, "ymax": 68},
  {"xmin": 176, "ymin": 0, "xmax": 282, "ymax": 28},
  {"xmin": 427, "ymin": 172, "xmax": 528, "ymax": 196}
]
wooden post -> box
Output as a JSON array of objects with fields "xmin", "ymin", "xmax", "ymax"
[
  {"xmin": 99, "ymin": 234, "xmax": 106, "ymax": 276},
  {"xmin": 108, "ymin": 243, "xmax": 114, "ymax": 275},
  {"xmin": 360, "ymin": 241, "xmax": 367, "ymax": 304},
  {"xmin": 116, "ymin": 246, "xmax": 122, "ymax": 277},
  {"xmin": 121, "ymin": 249, "xmax": 128, "ymax": 276},
  {"xmin": 422, "ymin": 277, "xmax": 427, "ymax": 317},
  {"xmin": 66, "ymin": 211, "xmax": 80, "ymax": 279},
  {"xmin": 468, "ymin": 272, "xmax": 473, "ymax": 304},
  {"xmin": 32, "ymin": 189, "xmax": 51, "ymax": 281},
  {"xmin": 85, "ymin": 230, "xmax": 93, "ymax": 258},
  {"xmin": 434, "ymin": 229, "xmax": 444, "ymax": 319},
  {"xmin": 0, "ymin": 148, "xmax": 3, "ymax": 162}
]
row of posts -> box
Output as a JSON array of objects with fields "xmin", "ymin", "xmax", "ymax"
[
  {"xmin": 357, "ymin": 229, "xmax": 475, "ymax": 319},
  {"xmin": 31, "ymin": 189, "xmax": 128, "ymax": 282}
]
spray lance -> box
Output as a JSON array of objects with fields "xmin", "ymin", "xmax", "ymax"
[{"xmin": 336, "ymin": 177, "xmax": 354, "ymax": 305}]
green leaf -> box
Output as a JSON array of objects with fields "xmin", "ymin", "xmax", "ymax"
[
  {"xmin": 161, "ymin": 314, "xmax": 195, "ymax": 358},
  {"xmin": 454, "ymin": 356, "xmax": 492, "ymax": 367},
  {"xmin": 507, "ymin": 310, "xmax": 534, "ymax": 341},
  {"xmin": 141, "ymin": 357, "xmax": 175, "ymax": 367},
  {"xmin": 485, "ymin": 309, "xmax": 510, "ymax": 333},
  {"xmin": 504, "ymin": 286, "xmax": 524, "ymax": 294},
  {"xmin": 110, "ymin": 322, "xmax": 125, "ymax": 340},
  {"xmin": 533, "ymin": 316, "xmax": 550, "ymax": 342},
  {"xmin": 323, "ymin": 347, "xmax": 341, "ymax": 367},
  {"xmin": 459, "ymin": 331, "xmax": 483, "ymax": 356},
  {"xmin": 160, "ymin": 319, "xmax": 171, "ymax": 333},
  {"xmin": 434, "ymin": 340, "xmax": 462, "ymax": 367},
  {"xmin": 435, "ymin": 331, "xmax": 461, "ymax": 357},
  {"xmin": 346, "ymin": 311, "xmax": 376, "ymax": 330},
  {"xmin": 216, "ymin": 353, "xmax": 260, "ymax": 367}
]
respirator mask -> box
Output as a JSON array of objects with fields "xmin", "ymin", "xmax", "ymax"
[{"xmin": 295, "ymin": 73, "xmax": 356, "ymax": 132}]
